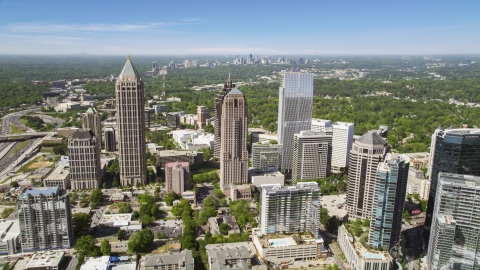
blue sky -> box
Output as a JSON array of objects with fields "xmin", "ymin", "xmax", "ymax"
[{"xmin": 1, "ymin": 0, "xmax": 479, "ymax": 55}]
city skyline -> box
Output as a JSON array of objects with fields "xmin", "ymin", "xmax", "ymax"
[{"xmin": 1, "ymin": 1, "xmax": 480, "ymax": 55}]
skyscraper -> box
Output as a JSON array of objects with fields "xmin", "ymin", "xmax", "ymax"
[
  {"xmin": 68, "ymin": 130, "xmax": 102, "ymax": 190},
  {"xmin": 426, "ymin": 173, "xmax": 480, "ymax": 269},
  {"xmin": 369, "ymin": 153, "xmax": 409, "ymax": 250},
  {"xmin": 82, "ymin": 107, "xmax": 102, "ymax": 147},
  {"xmin": 426, "ymin": 128, "xmax": 480, "ymax": 226},
  {"xmin": 116, "ymin": 55, "xmax": 147, "ymax": 186},
  {"xmin": 197, "ymin": 106, "xmax": 211, "ymax": 129},
  {"xmin": 278, "ymin": 72, "xmax": 313, "ymax": 172},
  {"xmin": 331, "ymin": 122, "xmax": 355, "ymax": 173},
  {"xmin": 346, "ymin": 131, "xmax": 388, "ymax": 219},
  {"xmin": 104, "ymin": 127, "xmax": 116, "ymax": 152},
  {"xmin": 292, "ymin": 130, "xmax": 332, "ymax": 182},
  {"xmin": 260, "ymin": 182, "xmax": 321, "ymax": 235},
  {"xmin": 214, "ymin": 74, "xmax": 235, "ymax": 159},
  {"xmin": 18, "ymin": 187, "xmax": 73, "ymax": 251},
  {"xmin": 165, "ymin": 162, "xmax": 190, "ymax": 195},
  {"xmin": 219, "ymin": 88, "xmax": 248, "ymax": 196}
]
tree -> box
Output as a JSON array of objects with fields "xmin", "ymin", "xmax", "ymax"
[
  {"xmin": 354, "ymin": 226, "xmax": 363, "ymax": 237},
  {"xmin": 90, "ymin": 188, "xmax": 104, "ymax": 207},
  {"xmin": 403, "ymin": 211, "xmax": 410, "ymax": 222},
  {"xmin": 72, "ymin": 212, "xmax": 92, "ymax": 236},
  {"xmin": 155, "ymin": 231, "xmax": 161, "ymax": 239},
  {"xmin": 9, "ymin": 181, "xmax": 19, "ymax": 188},
  {"xmin": 128, "ymin": 229, "xmax": 154, "ymax": 252},
  {"xmin": 219, "ymin": 223, "xmax": 230, "ymax": 235},
  {"xmin": 320, "ymin": 208, "xmax": 330, "ymax": 226},
  {"xmin": 102, "ymin": 182, "xmax": 107, "ymax": 189},
  {"xmin": 164, "ymin": 191, "xmax": 180, "ymax": 206},
  {"xmin": 101, "ymin": 239, "xmax": 111, "ymax": 256},
  {"xmin": 74, "ymin": 235, "xmax": 100, "ymax": 256},
  {"xmin": 117, "ymin": 229, "xmax": 124, "ymax": 241},
  {"xmin": 112, "ymin": 179, "xmax": 119, "ymax": 188},
  {"xmin": 326, "ymin": 216, "xmax": 340, "ymax": 233},
  {"xmin": 362, "ymin": 218, "xmax": 370, "ymax": 227}
]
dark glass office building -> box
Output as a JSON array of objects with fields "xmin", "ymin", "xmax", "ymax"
[{"xmin": 426, "ymin": 128, "xmax": 480, "ymax": 226}]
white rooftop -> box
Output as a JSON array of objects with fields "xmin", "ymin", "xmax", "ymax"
[
  {"xmin": 80, "ymin": 256, "xmax": 110, "ymax": 270},
  {"xmin": 26, "ymin": 251, "xmax": 64, "ymax": 269}
]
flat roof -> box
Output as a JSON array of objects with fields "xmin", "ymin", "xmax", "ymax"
[
  {"xmin": 0, "ymin": 220, "xmax": 20, "ymax": 242},
  {"xmin": 100, "ymin": 214, "xmax": 132, "ymax": 225},
  {"xmin": 45, "ymin": 164, "xmax": 70, "ymax": 180},
  {"xmin": 23, "ymin": 186, "xmax": 60, "ymax": 197},
  {"xmin": 319, "ymin": 194, "xmax": 347, "ymax": 218},
  {"xmin": 268, "ymin": 237, "xmax": 297, "ymax": 247},
  {"xmin": 80, "ymin": 256, "xmax": 110, "ymax": 270},
  {"xmin": 26, "ymin": 251, "xmax": 64, "ymax": 269}
]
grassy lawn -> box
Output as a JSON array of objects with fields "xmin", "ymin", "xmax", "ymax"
[
  {"xmin": 9, "ymin": 124, "xmax": 24, "ymax": 134},
  {"xmin": 19, "ymin": 118, "xmax": 35, "ymax": 131},
  {"xmin": 191, "ymin": 167, "xmax": 218, "ymax": 174},
  {"xmin": 9, "ymin": 140, "xmax": 29, "ymax": 156},
  {"xmin": 40, "ymin": 147, "xmax": 53, "ymax": 153},
  {"xmin": 16, "ymin": 155, "xmax": 53, "ymax": 173}
]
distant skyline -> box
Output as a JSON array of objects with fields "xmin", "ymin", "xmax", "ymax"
[{"xmin": 1, "ymin": 0, "xmax": 480, "ymax": 55}]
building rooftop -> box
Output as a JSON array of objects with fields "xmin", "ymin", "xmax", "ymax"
[
  {"xmin": 142, "ymin": 250, "xmax": 194, "ymax": 270},
  {"xmin": 261, "ymin": 182, "xmax": 320, "ymax": 194},
  {"xmin": 205, "ymin": 242, "xmax": 257, "ymax": 257},
  {"xmin": 119, "ymin": 56, "xmax": 141, "ymax": 79},
  {"xmin": 72, "ymin": 129, "xmax": 94, "ymax": 139},
  {"xmin": 319, "ymin": 194, "xmax": 347, "ymax": 219},
  {"xmin": 225, "ymin": 87, "xmax": 243, "ymax": 96},
  {"xmin": 157, "ymin": 150, "xmax": 199, "ymax": 157},
  {"xmin": 26, "ymin": 251, "xmax": 64, "ymax": 269},
  {"xmin": 249, "ymin": 169, "xmax": 284, "ymax": 177},
  {"xmin": 356, "ymin": 131, "xmax": 386, "ymax": 146},
  {"xmin": 45, "ymin": 164, "xmax": 70, "ymax": 181},
  {"xmin": 0, "ymin": 220, "xmax": 20, "ymax": 243},
  {"xmin": 100, "ymin": 213, "xmax": 132, "ymax": 226},
  {"xmin": 211, "ymin": 261, "xmax": 249, "ymax": 270},
  {"xmin": 255, "ymin": 233, "xmax": 320, "ymax": 248},
  {"xmin": 23, "ymin": 186, "xmax": 60, "ymax": 197},
  {"xmin": 80, "ymin": 256, "xmax": 110, "ymax": 270}
]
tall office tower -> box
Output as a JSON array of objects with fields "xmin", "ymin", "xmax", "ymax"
[
  {"xmin": 278, "ymin": 72, "xmax": 313, "ymax": 172},
  {"xmin": 426, "ymin": 128, "xmax": 480, "ymax": 226},
  {"xmin": 311, "ymin": 119, "xmax": 332, "ymax": 132},
  {"xmin": 104, "ymin": 127, "xmax": 116, "ymax": 152},
  {"xmin": 17, "ymin": 187, "xmax": 73, "ymax": 251},
  {"xmin": 426, "ymin": 173, "xmax": 480, "ymax": 269},
  {"xmin": 152, "ymin": 62, "xmax": 158, "ymax": 71},
  {"xmin": 346, "ymin": 131, "xmax": 388, "ymax": 219},
  {"xmin": 331, "ymin": 122, "xmax": 355, "ymax": 173},
  {"xmin": 116, "ymin": 55, "xmax": 147, "ymax": 186},
  {"xmin": 369, "ymin": 154, "xmax": 409, "ymax": 250},
  {"xmin": 165, "ymin": 162, "xmax": 190, "ymax": 195},
  {"xmin": 292, "ymin": 130, "xmax": 332, "ymax": 182},
  {"xmin": 251, "ymin": 142, "xmax": 282, "ymax": 170},
  {"xmin": 68, "ymin": 130, "xmax": 102, "ymax": 190},
  {"xmin": 260, "ymin": 182, "xmax": 321, "ymax": 235},
  {"xmin": 220, "ymin": 88, "xmax": 248, "ymax": 196},
  {"xmin": 197, "ymin": 106, "xmax": 211, "ymax": 129},
  {"xmin": 82, "ymin": 107, "xmax": 102, "ymax": 147},
  {"xmin": 214, "ymin": 75, "xmax": 235, "ymax": 159}
]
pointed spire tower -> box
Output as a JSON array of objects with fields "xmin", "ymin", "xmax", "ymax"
[
  {"xmin": 116, "ymin": 55, "xmax": 147, "ymax": 186},
  {"xmin": 213, "ymin": 74, "xmax": 236, "ymax": 159}
]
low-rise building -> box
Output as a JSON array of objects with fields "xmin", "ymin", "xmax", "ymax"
[
  {"xmin": 230, "ymin": 184, "xmax": 253, "ymax": 201},
  {"xmin": 26, "ymin": 251, "xmax": 65, "ymax": 270},
  {"xmin": 208, "ymin": 215, "xmax": 240, "ymax": 235},
  {"xmin": 80, "ymin": 256, "xmax": 110, "ymax": 270},
  {"xmin": 248, "ymin": 169, "xmax": 284, "ymax": 192},
  {"xmin": 206, "ymin": 245, "xmax": 252, "ymax": 270},
  {"xmin": 182, "ymin": 191, "xmax": 196, "ymax": 203},
  {"xmin": 141, "ymin": 250, "xmax": 194, "ymax": 270},
  {"xmin": 44, "ymin": 164, "xmax": 70, "ymax": 190},
  {"xmin": 99, "ymin": 214, "xmax": 133, "ymax": 227},
  {"xmin": 252, "ymin": 228, "xmax": 327, "ymax": 263},
  {"xmin": 337, "ymin": 225, "xmax": 393, "ymax": 270}
]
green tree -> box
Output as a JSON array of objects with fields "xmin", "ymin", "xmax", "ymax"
[
  {"xmin": 326, "ymin": 216, "xmax": 340, "ymax": 233},
  {"xmin": 117, "ymin": 229, "xmax": 124, "ymax": 241},
  {"xmin": 403, "ymin": 210, "xmax": 410, "ymax": 222},
  {"xmin": 219, "ymin": 223, "xmax": 230, "ymax": 235},
  {"xmin": 320, "ymin": 208, "xmax": 330, "ymax": 226},
  {"xmin": 100, "ymin": 239, "xmax": 111, "ymax": 256},
  {"xmin": 9, "ymin": 181, "xmax": 19, "ymax": 188},
  {"xmin": 164, "ymin": 191, "xmax": 180, "ymax": 206},
  {"xmin": 90, "ymin": 188, "xmax": 104, "ymax": 208},
  {"xmin": 362, "ymin": 218, "xmax": 370, "ymax": 227},
  {"xmin": 74, "ymin": 235, "xmax": 100, "ymax": 257},
  {"xmin": 128, "ymin": 229, "xmax": 154, "ymax": 252},
  {"xmin": 72, "ymin": 212, "xmax": 92, "ymax": 236}
]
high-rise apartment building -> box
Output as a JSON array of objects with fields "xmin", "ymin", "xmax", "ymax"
[
  {"xmin": 292, "ymin": 130, "xmax": 332, "ymax": 182},
  {"xmin": 165, "ymin": 162, "xmax": 191, "ymax": 195},
  {"xmin": 17, "ymin": 187, "xmax": 73, "ymax": 251},
  {"xmin": 426, "ymin": 173, "xmax": 480, "ymax": 269},
  {"xmin": 426, "ymin": 128, "xmax": 480, "ymax": 226},
  {"xmin": 260, "ymin": 182, "xmax": 321, "ymax": 235},
  {"xmin": 214, "ymin": 75, "xmax": 235, "ymax": 159},
  {"xmin": 197, "ymin": 106, "xmax": 211, "ymax": 129},
  {"xmin": 331, "ymin": 122, "xmax": 355, "ymax": 172},
  {"xmin": 219, "ymin": 88, "xmax": 248, "ymax": 196},
  {"xmin": 68, "ymin": 130, "xmax": 102, "ymax": 190},
  {"xmin": 346, "ymin": 131, "xmax": 388, "ymax": 219},
  {"xmin": 369, "ymin": 153, "xmax": 409, "ymax": 250},
  {"xmin": 311, "ymin": 119, "xmax": 332, "ymax": 132},
  {"xmin": 251, "ymin": 142, "xmax": 282, "ymax": 170},
  {"xmin": 278, "ymin": 72, "xmax": 313, "ymax": 172},
  {"xmin": 116, "ymin": 55, "xmax": 147, "ymax": 186},
  {"xmin": 104, "ymin": 127, "xmax": 116, "ymax": 152},
  {"xmin": 82, "ymin": 107, "xmax": 102, "ymax": 147}
]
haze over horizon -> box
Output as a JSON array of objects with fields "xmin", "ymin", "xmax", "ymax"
[{"xmin": 1, "ymin": 0, "xmax": 479, "ymax": 55}]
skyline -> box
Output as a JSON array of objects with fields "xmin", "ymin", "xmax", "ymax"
[{"xmin": 0, "ymin": 0, "xmax": 479, "ymax": 55}]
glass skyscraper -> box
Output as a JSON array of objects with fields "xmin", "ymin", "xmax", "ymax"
[
  {"xmin": 426, "ymin": 128, "xmax": 480, "ymax": 226},
  {"xmin": 277, "ymin": 72, "xmax": 313, "ymax": 172}
]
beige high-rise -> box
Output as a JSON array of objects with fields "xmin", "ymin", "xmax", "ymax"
[
  {"xmin": 220, "ymin": 87, "xmax": 248, "ymax": 196},
  {"xmin": 214, "ymin": 75, "xmax": 235, "ymax": 159},
  {"xmin": 165, "ymin": 162, "xmax": 190, "ymax": 195},
  {"xmin": 116, "ymin": 55, "xmax": 147, "ymax": 186},
  {"xmin": 197, "ymin": 106, "xmax": 211, "ymax": 129},
  {"xmin": 82, "ymin": 107, "xmax": 102, "ymax": 147},
  {"xmin": 68, "ymin": 130, "xmax": 102, "ymax": 190}
]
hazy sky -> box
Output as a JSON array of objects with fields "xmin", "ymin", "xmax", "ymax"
[{"xmin": 1, "ymin": 0, "xmax": 480, "ymax": 55}]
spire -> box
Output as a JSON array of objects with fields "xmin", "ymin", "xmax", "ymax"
[
  {"xmin": 225, "ymin": 72, "xmax": 233, "ymax": 89},
  {"xmin": 119, "ymin": 55, "xmax": 140, "ymax": 79},
  {"xmin": 127, "ymin": 54, "xmax": 130, "ymax": 61}
]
